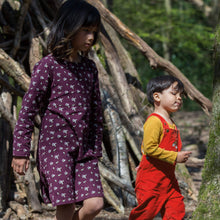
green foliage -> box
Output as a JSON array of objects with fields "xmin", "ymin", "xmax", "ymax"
[{"xmin": 112, "ymin": 0, "xmax": 214, "ymax": 110}]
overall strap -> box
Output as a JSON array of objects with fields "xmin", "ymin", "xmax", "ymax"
[{"xmin": 147, "ymin": 113, "xmax": 170, "ymax": 129}]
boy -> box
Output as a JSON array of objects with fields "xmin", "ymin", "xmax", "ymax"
[{"xmin": 129, "ymin": 75, "xmax": 192, "ymax": 220}]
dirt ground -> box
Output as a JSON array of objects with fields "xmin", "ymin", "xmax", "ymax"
[{"xmin": 0, "ymin": 111, "xmax": 210, "ymax": 220}]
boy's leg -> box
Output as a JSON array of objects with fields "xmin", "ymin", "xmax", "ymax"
[
  {"xmin": 160, "ymin": 190, "xmax": 185, "ymax": 220},
  {"xmin": 55, "ymin": 203, "xmax": 75, "ymax": 220},
  {"xmin": 129, "ymin": 190, "xmax": 164, "ymax": 220},
  {"xmin": 73, "ymin": 197, "xmax": 104, "ymax": 220}
]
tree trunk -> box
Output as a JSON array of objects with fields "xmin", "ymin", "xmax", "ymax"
[{"xmin": 192, "ymin": 22, "xmax": 220, "ymax": 220}]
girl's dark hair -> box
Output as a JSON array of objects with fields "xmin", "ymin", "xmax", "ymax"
[
  {"xmin": 147, "ymin": 75, "xmax": 184, "ymax": 105},
  {"xmin": 47, "ymin": 0, "xmax": 101, "ymax": 60}
]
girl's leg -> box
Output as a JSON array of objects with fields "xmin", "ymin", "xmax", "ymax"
[
  {"xmin": 55, "ymin": 203, "xmax": 75, "ymax": 220},
  {"xmin": 73, "ymin": 197, "xmax": 104, "ymax": 220}
]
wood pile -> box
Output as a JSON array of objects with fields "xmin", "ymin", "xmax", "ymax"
[{"xmin": 0, "ymin": 0, "xmax": 211, "ymax": 218}]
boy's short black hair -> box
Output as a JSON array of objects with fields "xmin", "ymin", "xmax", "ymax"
[{"xmin": 147, "ymin": 75, "xmax": 184, "ymax": 105}]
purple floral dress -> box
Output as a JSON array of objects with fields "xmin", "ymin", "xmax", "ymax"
[{"xmin": 13, "ymin": 54, "xmax": 104, "ymax": 206}]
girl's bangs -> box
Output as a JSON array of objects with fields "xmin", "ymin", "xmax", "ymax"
[{"xmin": 83, "ymin": 12, "xmax": 100, "ymax": 27}]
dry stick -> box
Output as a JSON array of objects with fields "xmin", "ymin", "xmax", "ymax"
[
  {"xmin": 175, "ymin": 163, "xmax": 198, "ymax": 201},
  {"xmin": 29, "ymin": 36, "xmax": 41, "ymax": 73},
  {"xmin": 31, "ymin": 0, "xmax": 50, "ymax": 39},
  {"xmin": 0, "ymin": 34, "xmax": 30, "ymax": 49},
  {"xmin": 185, "ymin": 157, "xmax": 205, "ymax": 167},
  {"xmin": 24, "ymin": 162, "xmax": 42, "ymax": 213},
  {"xmin": 98, "ymin": 162, "xmax": 135, "ymax": 196},
  {"xmin": 128, "ymin": 84, "xmax": 152, "ymax": 120},
  {"xmin": 122, "ymin": 126, "xmax": 142, "ymax": 162},
  {"xmin": 9, "ymin": 201, "xmax": 29, "ymax": 219},
  {"xmin": 0, "ymin": 75, "xmax": 24, "ymax": 97},
  {"xmin": 0, "ymin": 96, "xmax": 16, "ymax": 131},
  {"xmin": 128, "ymin": 152, "xmax": 137, "ymax": 184},
  {"xmin": 100, "ymin": 143, "xmax": 116, "ymax": 172},
  {"xmin": 11, "ymin": 0, "xmax": 31, "ymax": 57},
  {"xmin": 100, "ymin": 27, "xmax": 143, "ymax": 131},
  {"xmin": 103, "ymin": 21, "xmax": 141, "ymax": 81},
  {"xmin": 0, "ymin": 48, "xmax": 30, "ymax": 91},
  {"xmin": 89, "ymin": 50, "xmax": 143, "ymax": 144},
  {"xmin": 187, "ymin": 0, "xmax": 212, "ymax": 17},
  {"xmin": 100, "ymin": 176, "xmax": 125, "ymax": 214},
  {"xmin": 102, "ymin": 20, "xmax": 149, "ymax": 115},
  {"xmin": 101, "ymin": 88, "xmax": 136, "ymax": 206},
  {"xmin": 101, "ymin": 89, "xmax": 120, "ymax": 169},
  {"xmin": 86, "ymin": 0, "xmax": 212, "ymax": 114}
]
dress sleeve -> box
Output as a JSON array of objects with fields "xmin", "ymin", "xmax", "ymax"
[
  {"xmin": 142, "ymin": 116, "xmax": 177, "ymax": 164},
  {"xmin": 88, "ymin": 62, "xmax": 103, "ymax": 158},
  {"xmin": 13, "ymin": 59, "xmax": 52, "ymax": 157}
]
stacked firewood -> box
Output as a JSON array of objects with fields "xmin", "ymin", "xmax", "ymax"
[{"xmin": 0, "ymin": 0, "xmax": 210, "ymax": 218}]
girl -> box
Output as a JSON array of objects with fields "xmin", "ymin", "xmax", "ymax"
[{"xmin": 11, "ymin": 1, "xmax": 104, "ymax": 219}]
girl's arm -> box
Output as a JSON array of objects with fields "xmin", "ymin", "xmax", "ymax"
[
  {"xmin": 13, "ymin": 58, "xmax": 51, "ymax": 158},
  {"xmin": 88, "ymin": 63, "xmax": 103, "ymax": 158}
]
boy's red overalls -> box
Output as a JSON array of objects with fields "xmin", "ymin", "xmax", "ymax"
[{"xmin": 129, "ymin": 113, "xmax": 185, "ymax": 220}]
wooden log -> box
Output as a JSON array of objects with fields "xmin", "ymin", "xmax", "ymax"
[
  {"xmin": 0, "ymin": 48, "xmax": 30, "ymax": 91},
  {"xmin": 24, "ymin": 162, "xmax": 42, "ymax": 213},
  {"xmin": 102, "ymin": 20, "xmax": 141, "ymax": 82},
  {"xmin": 122, "ymin": 125, "xmax": 142, "ymax": 162},
  {"xmin": 101, "ymin": 88, "xmax": 120, "ymax": 169},
  {"xmin": 30, "ymin": 0, "xmax": 50, "ymax": 39},
  {"xmin": 9, "ymin": 201, "xmax": 29, "ymax": 219},
  {"xmin": 0, "ymin": 96, "xmax": 16, "ymax": 131},
  {"xmin": 100, "ymin": 176, "xmax": 125, "ymax": 214},
  {"xmin": 185, "ymin": 157, "xmax": 205, "ymax": 168},
  {"xmin": 100, "ymin": 25, "xmax": 144, "ymax": 131},
  {"xmin": 187, "ymin": 0, "xmax": 212, "ymax": 17},
  {"xmin": 101, "ymin": 88, "xmax": 136, "ymax": 206},
  {"xmin": 129, "ymin": 84, "xmax": 152, "ymax": 117},
  {"xmin": 2, "ymin": 208, "xmax": 14, "ymax": 220},
  {"xmin": 0, "ymin": 75, "xmax": 25, "ymax": 97},
  {"xmin": 99, "ymin": 162, "xmax": 135, "ymax": 196},
  {"xmin": 175, "ymin": 163, "xmax": 198, "ymax": 200},
  {"xmin": 10, "ymin": 0, "xmax": 31, "ymax": 57},
  {"xmin": 128, "ymin": 152, "xmax": 137, "ymax": 185},
  {"xmin": 29, "ymin": 36, "xmax": 41, "ymax": 72},
  {"xmin": 89, "ymin": 49, "xmax": 143, "ymax": 146}
]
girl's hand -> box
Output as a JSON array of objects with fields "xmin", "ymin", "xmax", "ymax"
[
  {"xmin": 176, "ymin": 151, "xmax": 192, "ymax": 163},
  {"xmin": 11, "ymin": 157, "xmax": 30, "ymax": 175}
]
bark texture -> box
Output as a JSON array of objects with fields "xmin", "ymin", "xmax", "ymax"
[{"xmin": 192, "ymin": 23, "xmax": 220, "ymax": 220}]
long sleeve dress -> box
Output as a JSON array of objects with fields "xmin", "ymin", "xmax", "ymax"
[{"xmin": 13, "ymin": 54, "xmax": 104, "ymax": 206}]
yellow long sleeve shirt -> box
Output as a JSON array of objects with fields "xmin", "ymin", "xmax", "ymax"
[{"xmin": 141, "ymin": 115, "xmax": 178, "ymax": 165}]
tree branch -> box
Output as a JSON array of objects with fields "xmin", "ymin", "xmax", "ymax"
[
  {"xmin": 0, "ymin": 96, "xmax": 16, "ymax": 131},
  {"xmin": 0, "ymin": 48, "xmax": 30, "ymax": 91},
  {"xmin": 86, "ymin": 0, "xmax": 212, "ymax": 114},
  {"xmin": 11, "ymin": 0, "xmax": 32, "ymax": 57}
]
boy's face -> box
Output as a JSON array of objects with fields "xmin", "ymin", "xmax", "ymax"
[{"xmin": 153, "ymin": 81, "xmax": 183, "ymax": 113}]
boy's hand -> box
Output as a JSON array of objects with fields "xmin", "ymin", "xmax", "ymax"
[
  {"xmin": 11, "ymin": 157, "xmax": 30, "ymax": 175},
  {"xmin": 176, "ymin": 151, "xmax": 192, "ymax": 163}
]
